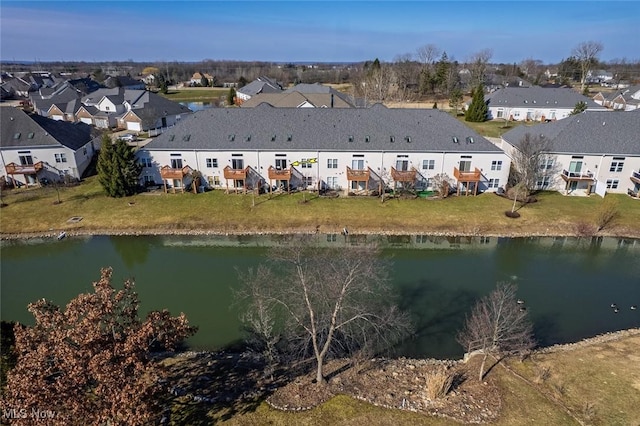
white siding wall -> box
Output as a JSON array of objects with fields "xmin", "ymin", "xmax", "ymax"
[
  {"xmin": 489, "ymin": 106, "xmax": 573, "ymax": 122},
  {"xmin": 502, "ymin": 139, "xmax": 640, "ymax": 196},
  {"xmin": 139, "ymin": 148, "xmax": 511, "ymax": 193},
  {"xmin": 1, "ymin": 145, "xmax": 83, "ymax": 186}
]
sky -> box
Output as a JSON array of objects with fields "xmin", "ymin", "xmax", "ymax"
[{"xmin": 1, "ymin": 1, "xmax": 639, "ymax": 64}]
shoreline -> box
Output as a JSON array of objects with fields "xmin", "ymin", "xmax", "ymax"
[{"xmin": 3, "ymin": 227, "xmax": 640, "ymax": 241}]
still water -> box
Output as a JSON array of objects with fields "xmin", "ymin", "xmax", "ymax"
[{"xmin": 2, "ymin": 235, "xmax": 639, "ymax": 358}]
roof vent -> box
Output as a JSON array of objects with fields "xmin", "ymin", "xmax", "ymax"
[
  {"xmin": 452, "ymin": 136, "xmax": 459, "ymax": 144},
  {"xmin": 245, "ymin": 135, "xmax": 251, "ymax": 142},
  {"xmin": 287, "ymin": 134, "xmax": 292, "ymax": 141},
  {"xmin": 390, "ymin": 136, "xmax": 395, "ymax": 143},
  {"xmin": 348, "ymin": 135, "xmax": 354, "ymax": 142},
  {"xmin": 466, "ymin": 137, "xmax": 474, "ymax": 144},
  {"xmin": 405, "ymin": 136, "xmax": 411, "ymax": 143},
  {"xmin": 602, "ymin": 122, "xmax": 606, "ymax": 126},
  {"xmin": 228, "ymin": 134, "xmax": 235, "ymax": 141},
  {"xmin": 271, "ymin": 134, "xmax": 276, "ymax": 141},
  {"xmin": 365, "ymin": 135, "xmax": 370, "ymax": 143}
]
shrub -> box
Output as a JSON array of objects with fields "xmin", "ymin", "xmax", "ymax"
[
  {"xmin": 425, "ymin": 367, "xmax": 456, "ymax": 400},
  {"xmin": 595, "ymin": 197, "xmax": 619, "ymax": 231}
]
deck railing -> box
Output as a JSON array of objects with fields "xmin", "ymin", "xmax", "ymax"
[
  {"xmin": 561, "ymin": 169, "xmax": 594, "ymax": 180},
  {"xmin": 346, "ymin": 166, "xmax": 370, "ymax": 181},
  {"xmin": 453, "ymin": 167, "xmax": 481, "ymax": 181},
  {"xmin": 5, "ymin": 161, "xmax": 44, "ymax": 175},
  {"xmin": 391, "ymin": 167, "xmax": 417, "ymax": 182}
]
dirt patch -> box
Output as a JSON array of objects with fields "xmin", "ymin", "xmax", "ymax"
[{"xmin": 267, "ymin": 357, "xmax": 501, "ymax": 423}]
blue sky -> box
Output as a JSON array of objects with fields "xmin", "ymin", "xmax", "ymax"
[{"xmin": 1, "ymin": 1, "xmax": 638, "ymax": 64}]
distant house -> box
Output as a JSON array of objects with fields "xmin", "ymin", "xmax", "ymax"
[
  {"xmin": 80, "ymin": 88, "xmax": 192, "ymax": 132},
  {"xmin": 501, "ymin": 110, "xmax": 640, "ymax": 197},
  {"xmin": 235, "ymin": 76, "xmax": 283, "ymax": 105},
  {"xmin": 190, "ymin": 72, "xmax": 214, "ymax": 86},
  {"xmin": 103, "ymin": 75, "xmax": 146, "ymax": 90},
  {"xmin": 587, "ymin": 69, "xmax": 614, "ymax": 85},
  {"xmin": 240, "ymin": 83, "xmax": 355, "ymax": 108},
  {"xmin": 592, "ymin": 85, "xmax": 640, "ymax": 111},
  {"xmin": 483, "ymin": 86, "xmax": 607, "ymax": 122},
  {"xmin": 1, "ymin": 108, "xmax": 101, "ymax": 187}
]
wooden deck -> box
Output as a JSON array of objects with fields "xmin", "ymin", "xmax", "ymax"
[
  {"xmin": 453, "ymin": 167, "xmax": 482, "ymax": 196},
  {"xmin": 5, "ymin": 161, "xmax": 44, "ymax": 175}
]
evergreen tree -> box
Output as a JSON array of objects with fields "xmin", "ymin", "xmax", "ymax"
[
  {"xmin": 97, "ymin": 134, "xmax": 141, "ymax": 197},
  {"xmin": 465, "ymin": 84, "xmax": 488, "ymax": 122},
  {"xmin": 570, "ymin": 101, "xmax": 587, "ymax": 115},
  {"xmin": 227, "ymin": 87, "xmax": 236, "ymax": 106}
]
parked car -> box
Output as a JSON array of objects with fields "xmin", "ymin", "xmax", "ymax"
[{"xmin": 119, "ymin": 133, "xmax": 137, "ymax": 142}]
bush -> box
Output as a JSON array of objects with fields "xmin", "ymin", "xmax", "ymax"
[
  {"xmin": 595, "ymin": 197, "xmax": 619, "ymax": 231},
  {"xmin": 425, "ymin": 367, "xmax": 456, "ymax": 400}
]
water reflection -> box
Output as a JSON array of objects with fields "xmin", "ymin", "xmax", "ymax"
[{"xmin": 1, "ymin": 234, "xmax": 639, "ymax": 358}]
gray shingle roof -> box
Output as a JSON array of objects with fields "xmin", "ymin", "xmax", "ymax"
[
  {"xmin": 486, "ymin": 86, "xmax": 605, "ymax": 110},
  {"xmin": 237, "ymin": 76, "xmax": 283, "ymax": 97},
  {"xmin": 502, "ymin": 111, "xmax": 640, "ymax": 155},
  {"xmin": 1, "ymin": 108, "xmax": 99, "ymax": 151},
  {"xmin": 144, "ymin": 104, "xmax": 501, "ymax": 153}
]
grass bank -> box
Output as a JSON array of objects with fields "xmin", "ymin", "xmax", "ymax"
[{"xmin": 1, "ymin": 177, "xmax": 639, "ymax": 238}]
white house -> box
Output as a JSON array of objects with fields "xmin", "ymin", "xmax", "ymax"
[
  {"xmin": 484, "ymin": 86, "xmax": 608, "ymax": 122},
  {"xmin": 501, "ymin": 110, "xmax": 640, "ymax": 197},
  {"xmin": 1, "ymin": 108, "xmax": 101, "ymax": 187},
  {"xmin": 138, "ymin": 104, "xmax": 511, "ymax": 196}
]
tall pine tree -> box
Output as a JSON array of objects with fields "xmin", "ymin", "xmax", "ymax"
[
  {"xmin": 465, "ymin": 84, "xmax": 488, "ymax": 122},
  {"xmin": 97, "ymin": 134, "xmax": 141, "ymax": 197}
]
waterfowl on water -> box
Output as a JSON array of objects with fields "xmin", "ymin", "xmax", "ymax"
[
  {"xmin": 614, "ymin": 307, "xmax": 619, "ymax": 313},
  {"xmin": 631, "ymin": 305, "xmax": 637, "ymax": 310},
  {"xmin": 519, "ymin": 306, "xmax": 527, "ymax": 312},
  {"xmin": 517, "ymin": 299, "xmax": 525, "ymax": 305},
  {"xmin": 610, "ymin": 303, "xmax": 617, "ymax": 309}
]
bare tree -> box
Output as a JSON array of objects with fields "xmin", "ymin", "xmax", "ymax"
[
  {"xmin": 510, "ymin": 132, "xmax": 555, "ymax": 199},
  {"xmin": 457, "ymin": 282, "xmax": 535, "ymax": 381},
  {"xmin": 416, "ymin": 44, "xmax": 441, "ymax": 68},
  {"xmin": 467, "ymin": 48, "xmax": 493, "ymax": 88},
  {"xmin": 572, "ymin": 41, "xmax": 604, "ymax": 92},
  {"xmin": 239, "ymin": 237, "xmax": 411, "ymax": 385},
  {"xmin": 2, "ymin": 268, "xmax": 196, "ymax": 426}
]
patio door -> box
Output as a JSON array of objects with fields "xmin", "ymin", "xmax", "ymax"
[
  {"xmin": 395, "ymin": 160, "xmax": 409, "ymax": 171},
  {"xmin": 170, "ymin": 158, "xmax": 183, "ymax": 169},
  {"xmin": 569, "ymin": 161, "xmax": 582, "ymax": 174},
  {"xmin": 19, "ymin": 155, "xmax": 34, "ymax": 166},
  {"xmin": 352, "ymin": 159, "xmax": 364, "ymax": 170},
  {"xmin": 459, "ymin": 160, "xmax": 471, "ymax": 172},
  {"xmin": 232, "ymin": 159, "xmax": 244, "ymax": 170}
]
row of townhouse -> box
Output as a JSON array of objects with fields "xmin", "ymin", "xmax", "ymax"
[
  {"xmin": 592, "ymin": 85, "xmax": 640, "ymax": 111},
  {"xmin": 1, "ymin": 108, "xmax": 102, "ymax": 186},
  {"xmin": 138, "ymin": 104, "xmax": 511, "ymax": 195},
  {"xmin": 483, "ymin": 86, "xmax": 608, "ymax": 122},
  {"xmin": 500, "ymin": 110, "xmax": 640, "ymax": 197}
]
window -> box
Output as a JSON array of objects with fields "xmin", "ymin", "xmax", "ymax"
[
  {"xmin": 606, "ymin": 179, "xmax": 619, "ymax": 189},
  {"xmin": 170, "ymin": 158, "xmax": 183, "ymax": 169},
  {"xmin": 19, "ymin": 155, "xmax": 33, "ymax": 166},
  {"xmin": 143, "ymin": 175, "xmax": 154, "ymax": 185},
  {"xmin": 301, "ymin": 159, "xmax": 312, "ymax": 169},
  {"xmin": 327, "ymin": 234, "xmax": 337, "ymax": 242},
  {"xmin": 536, "ymin": 176, "xmax": 551, "ymax": 189},
  {"xmin": 302, "ymin": 176, "xmax": 313, "ymax": 187},
  {"xmin": 83, "ymin": 147, "xmax": 87, "ymax": 155},
  {"xmin": 274, "ymin": 158, "xmax": 287, "ymax": 170},
  {"xmin": 609, "ymin": 158, "xmax": 624, "ymax": 172},
  {"xmin": 206, "ymin": 158, "xmax": 218, "ymax": 168},
  {"xmin": 352, "ymin": 159, "xmax": 364, "ymax": 170},
  {"xmin": 496, "ymin": 109, "xmax": 504, "ymax": 118},
  {"xmin": 488, "ymin": 178, "xmax": 500, "ymax": 189},
  {"xmin": 55, "ymin": 153, "xmax": 67, "ymax": 163},
  {"xmin": 491, "ymin": 160, "xmax": 502, "ymax": 171},
  {"xmin": 140, "ymin": 158, "xmax": 152, "ymax": 168},
  {"xmin": 327, "ymin": 158, "xmax": 338, "ymax": 169},
  {"xmin": 539, "ymin": 159, "xmax": 554, "ymax": 170},
  {"xmin": 422, "ymin": 159, "xmax": 435, "ymax": 170}
]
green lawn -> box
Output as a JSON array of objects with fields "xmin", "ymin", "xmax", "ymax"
[{"xmin": 1, "ymin": 177, "xmax": 638, "ymax": 238}]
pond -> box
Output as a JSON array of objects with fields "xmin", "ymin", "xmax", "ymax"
[
  {"xmin": 180, "ymin": 101, "xmax": 215, "ymax": 112},
  {"xmin": 1, "ymin": 235, "xmax": 639, "ymax": 359}
]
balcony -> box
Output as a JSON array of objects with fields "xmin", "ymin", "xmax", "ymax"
[
  {"xmin": 630, "ymin": 170, "xmax": 640, "ymax": 185},
  {"xmin": 391, "ymin": 167, "xmax": 417, "ymax": 182},
  {"xmin": 223, "ymin": 165, "xmax": 248, "ymax": 180},
  {"xmin": 5, "ymin": 161, "xmax": 44, "ymax": 175},
  {"xmin": 268, "ymin": 166, "xmax": 292, "ymax": 180},
  {"xmin": 453, "ymin": 167, "xmax": 481, "ymax": 182},
  {"xmin": 560, "ymin": 169, "xmax": 594, "ymax": 182},
  {"xmin": 346, "ymin": 166, "xmax": 370, "ymax": 181},
  {"xmin": 160, "ymin": 165, "xmax": 192, "ymax": 193},
  {"xmin": 453, "ymin": 167, "xmax": 482, "ymax": 196}
]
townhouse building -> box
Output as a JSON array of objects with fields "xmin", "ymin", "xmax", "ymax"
[
  {"xmin": 139, "ymin": 104, "xmax": 511, "ymax": 196},
  {"xmin": 501, "ymin": 110, "xmax": 640, "ymax": 197}
]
